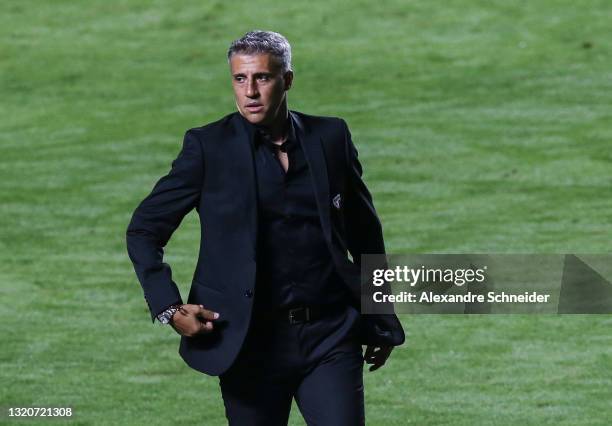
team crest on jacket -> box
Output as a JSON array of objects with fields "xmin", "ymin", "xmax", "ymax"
[{"xmin": 332, "ymin": 193, "xmax": 342, "ymax": 209}]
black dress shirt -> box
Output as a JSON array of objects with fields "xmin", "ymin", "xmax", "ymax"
[{"xmin": 244, "ymin": 115, "xmax": 349, "ymax": 311}]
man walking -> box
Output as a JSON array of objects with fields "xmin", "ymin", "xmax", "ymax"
[{"xmin": 126, "ymin": 30, "xmax": 404, "ymax": 425}]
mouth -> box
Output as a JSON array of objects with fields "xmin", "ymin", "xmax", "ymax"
[{"xmin": 245, "ymin": 103, "xmax": 264, "ymax": 113}]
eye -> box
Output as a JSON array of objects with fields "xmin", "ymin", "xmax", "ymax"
[
  {"xmin": 257, "ymin": 75, "xmax": 270, "ymax": 82},
  {"xmin": 234, "ymin": 76, "xmax": 246, "ymax": 83}
]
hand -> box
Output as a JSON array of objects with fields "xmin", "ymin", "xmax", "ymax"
[
  {"xmin": 364, "ymin": 345, "xmax": 393, "ymax": 372},
  {"xmin": 170, "ymin": 304, "xmax": 219, "ymax": 337}
]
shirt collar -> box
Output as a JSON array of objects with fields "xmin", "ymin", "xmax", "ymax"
[{"xmin": 237, "ymin": 112, "xmax": 297, "ymax": 149}]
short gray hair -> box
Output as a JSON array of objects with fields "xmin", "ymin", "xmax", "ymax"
[{"xmin": 227, "ymin": 30, "xmax": 292, "ymax": 73}]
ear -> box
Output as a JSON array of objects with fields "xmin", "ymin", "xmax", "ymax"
[{"xmin": 283, "ymin": 70, "xmax": 294, "ymax": 91}]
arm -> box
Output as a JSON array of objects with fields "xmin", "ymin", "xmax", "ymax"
[
  {"xmin": 126, "ymin": 130, "xmax": 203, "ymax": 322},
  {"xmin": 341, "ymin": 119, "xmax": 385, "ymax": 264},
  {"xmin": 340, "ymin": 119, "xmax": 405, "ymax": 369}
]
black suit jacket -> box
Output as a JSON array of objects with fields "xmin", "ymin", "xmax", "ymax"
[{"xmin": 126, "ymin": 110, "xmax": 405, "ymax": 376}]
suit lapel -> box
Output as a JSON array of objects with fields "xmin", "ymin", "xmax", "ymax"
[
  {"xmin": 228, "ymin": 114, "xmax": 258, "ymax": 258},
  {"xmin": 291, "ymin": 111, "xmax": 332, "ymax": 243}
]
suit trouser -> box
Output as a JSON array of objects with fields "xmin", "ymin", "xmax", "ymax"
[{"xmin": 219, "ymin": 305, "xmax": 364, "ymax": 426}]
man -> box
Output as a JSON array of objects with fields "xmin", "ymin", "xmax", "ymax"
[{"xmin": 126, "ymin": 30, "xmax": 404, "ymax": 425}]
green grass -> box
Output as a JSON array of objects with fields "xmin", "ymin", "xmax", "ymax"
[{"xmin": 1, "ymin": 0, "xmax": 611, "ymax": 424}]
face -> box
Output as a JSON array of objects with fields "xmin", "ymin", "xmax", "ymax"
[{"xmin": 230, "ymin": 53, "xmax": 293, "ymax": 126}]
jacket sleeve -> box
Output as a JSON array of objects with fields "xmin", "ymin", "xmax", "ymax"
[
  {"xmin": 126, "ymin": 130, "xmax": 204, "ymax": 322},
  {"xmin": 341, "ymin": 119, "xmax": 405, "ymax": 346},
  {"xmin": 341, "ymin": 119, "xmax": 385, "ymax": 262}
]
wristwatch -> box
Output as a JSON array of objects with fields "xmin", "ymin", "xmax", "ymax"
[{"xmin": 157, "ymin": 304, "xmax": 181, "ymax": 325}]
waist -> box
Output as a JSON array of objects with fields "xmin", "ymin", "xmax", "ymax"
[{"xmin": 255, "ymin": 303, "xmax": 347, "ymax": 324}]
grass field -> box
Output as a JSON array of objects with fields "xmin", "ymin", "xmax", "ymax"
[{"xmin": 1, "ymin": 1, "xmax": 611, "ymax": 425}]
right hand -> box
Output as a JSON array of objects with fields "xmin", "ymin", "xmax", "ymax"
[{"xmin": 170, "ymin": 304, "xmax": 219, "ymax": 337}]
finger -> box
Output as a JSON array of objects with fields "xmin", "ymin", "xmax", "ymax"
[
  {"xmin": 369, "ymin": 361, "xmax": 385, "ymax": 372},
  {"xmin": 373, "ymin": 347, "xmax": 394, "ymax": 368},
  {"xmin": 364, "ymin": 346, "xmax": 381, "ymax": 363},
  {"xmin": 196, "ymin": 320, "xmax": 214, "ymax": 335},
  {"xmin": 179, "ymin": 304, "xmax": 200, "ymax": 315},
  {"xmin": 368, "ymin": 354, "xmax": 383, "ymax": 365},
  {"xmin": 368, "ymin": 347, "xmax": 391, "ymax": 364},
  {"xmin": 369, "ymin": 356, "xmax": 387, "ymax": 371},
  {"xmin": 381, "ymin": 346, "xmax": 393, "ymax": 360},
  {"xmin": 197, "ymin": 304, "xmax": 219, "ymax": 321},
  {"xmin": 364, "ymin": 345, "xmax": 375, "ymax": 361},
  {"xmin": 375, "ymin": 347, "xmax": 392, "ymax": 363},
  {"xmin": 377, "ymin": 347, "xmax": 391, "ymax": 359}
]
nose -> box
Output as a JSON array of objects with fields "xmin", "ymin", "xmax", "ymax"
[{"xmin": 246, "ymin": 78, "xmax": 259, "ymax": 98}]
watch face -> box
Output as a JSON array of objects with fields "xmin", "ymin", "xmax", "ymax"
[{"xmin": 160, "ymin": 315, "xmax": 170, "ymax": 324}]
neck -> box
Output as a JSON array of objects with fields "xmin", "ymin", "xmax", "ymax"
[{"xmin": 260, "ymin": 103, "xmax": 289, "ymax": 143}]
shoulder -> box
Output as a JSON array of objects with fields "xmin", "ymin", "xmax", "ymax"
[
  {"xmin": 291, "ymin": 110, "xmax": 347, "ymax": 130},
  {"xmin": 290, "ymin": 110, "xmax": 349, "ymax": 145},
  {"xmin": 184, "ymin": 112, "xmax": 240, "ymax": 140}
]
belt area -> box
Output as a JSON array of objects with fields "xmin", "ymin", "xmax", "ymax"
[{"xmin": 263, "ymin": 304, "xmax": 345, "ymax": 324}]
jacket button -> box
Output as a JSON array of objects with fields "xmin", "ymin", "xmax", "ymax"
[{"xmin": 245, "ymin": 289, "xmax": 253, "ymax": 298}]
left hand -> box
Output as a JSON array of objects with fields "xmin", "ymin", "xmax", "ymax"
[{"xmin": 364, "ymin": 345, "xmax": 394, "ymax": 371}]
